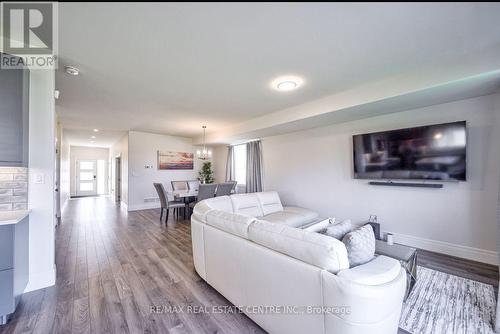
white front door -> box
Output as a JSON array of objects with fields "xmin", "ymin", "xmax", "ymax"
[{"xmin": 76, "ymin": 160, "xmax": 97, "ymax": 196}]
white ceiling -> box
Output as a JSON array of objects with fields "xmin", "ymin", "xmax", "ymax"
[
  {"xmin": 55, "ymin": 2, "xmax": 500, "ymax": 147},
  {"xmin": 62, "ymin": 128, "xmax": 126, "ymax": 148}
]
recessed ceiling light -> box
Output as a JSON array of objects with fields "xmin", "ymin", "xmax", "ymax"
[
  {"xmin": 91, "ymin": 136, "xmax": 96, "ymax": 139},
  {"xmin": 64, "ymin": 65, "xmax": 80, "ymax": 76},
  {"xmin": 271, "ymin": 75, "xmax": 304, "ymax": 92},
  {"xmin": 277, "ymin": 81, "xmax": 297, "ymax": 91},
  {"xmin": 93, "ymin": 129, "xmax": 99, "ymax": 132}
]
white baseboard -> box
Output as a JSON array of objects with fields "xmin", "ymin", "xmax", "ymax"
[
  {"xmin": 24, "ymin": 265, "xmax": 56, "ymax": 293},
  {"xmin": 384, "ymin": 231, "xmax": 498, "ymax": 265},
  {"xmin": 120, "ymin": 201, "xmax": 128, "ymax": 211},
  {"xmin": 127, "ymin": 202, "xmax": 161, "ymax": 211},
  {"xmin": 61, "ymin": 198, "xmax": 68, "ymax": 213}
]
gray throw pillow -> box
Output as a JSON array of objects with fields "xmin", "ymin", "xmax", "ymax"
[
  {"xmin": 324, "ymin": 219, "xmax": 353, "ymax": 240},
  {"xmin": 342, "ymin": 225, "xmax": 375, "ymax": 267}
]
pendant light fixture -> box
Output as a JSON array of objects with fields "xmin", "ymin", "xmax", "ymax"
[{"xmin": 197, "ymin": 125, "xmax": 212, "ymax": 160}]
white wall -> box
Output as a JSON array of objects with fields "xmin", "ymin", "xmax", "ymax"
[
  {"xmin": 127, "ymin": 131, "xmax": 213, "ymax": 211},
  {"xmin": 495, "ymin": 93, "xmax": 500, "ymax": 331},
  {"xmin": 55, "ymin": 121, "xmax": 62, "ymax": 220},
  {"xmin": 212, "ymin": 145, "xmax": 228, "ymax": 183},
  {"xmin": 69, "ymin": 146, "xmax": 109, "ymax": 196},
  {"xmin": 26, "ymin": 69, "xmax": 56, "ymax": 292},
  {"xmin": 252, "ymin": 94, "xmax": 500, "ymax": 264},
  {"xmin": 60, "ymin": 129, "xmax": 70, "ymax": 210},
  {"xmin": 110, "ymin": 133, "xmax": 129, "ymax": 206}
]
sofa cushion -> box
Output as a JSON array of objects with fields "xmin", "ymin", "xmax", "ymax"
[
  {"xmin": 264, "ymin": 206, "xmax": 319, "ymax": 227},
  {"xmin": 230, "ymin": 193, "xmax": 264, "ymax": 217},
  {"xmin": 337, "ymin": 255, "xmax": 401, "ymax": 285},
  {"xmin": 302, "ymin": 218, "xmax": 335, "ymax": 232},
  {"xmin": 342, "ymin": 225, "xmax": 376, "ymax": 267},
  {"xmin": 193, "ymin": 196, "xmax": 233, "ymax": 221},
  {"xmin": 248, "ymin": 220, "xmax": 349, "ymax": 273},
  {"xmin": 324, "ymin": 219, "xmax": 353, "ymax": 240},
  {"xmin": 263, "ymin": 211, "xmax": 315, "ymax": 228},
  {"xmin": 283, "ymin": 206, "xmax": 318, "ymax": 221},
  {"xmin": 205, "ymin": 210, "xmax": 255, "ymax": 239},
  {"xmin": 256, "ymin": 191, "xmax": 284, "ymax": 215}
]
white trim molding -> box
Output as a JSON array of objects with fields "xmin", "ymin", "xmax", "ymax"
[
  {"xmin": 120, "ymin": 201, "xmax": 128, "ymax": 211},
  {"xmin": 383, "ymin": 231, "xmax": 498, "ymax": 265},
  {"xmin": 127, "ymin": 203, "xmax": 161, "ymax": 212},
  {"xmin": 24, "ymin": 265, "xmax": 56, "ymax": 293}
]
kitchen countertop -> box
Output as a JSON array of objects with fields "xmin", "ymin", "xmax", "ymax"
[{"xmin": 0, "ymin": 210, "xmax": 30, "ymax": 226}]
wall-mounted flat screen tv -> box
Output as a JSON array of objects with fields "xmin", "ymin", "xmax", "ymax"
[{"xmin": 353, "ymin": 121, "xmax": 466, "ymax": 181}]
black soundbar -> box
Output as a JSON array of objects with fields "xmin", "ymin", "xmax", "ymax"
[{"xmin": 368, "ymin": 181, "xmax": 443, "ymax": 188}]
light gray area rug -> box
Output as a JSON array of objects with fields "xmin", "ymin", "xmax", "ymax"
[{"xmin": 399, "ymin": 266, "xmax": 496, "ymax": 334}]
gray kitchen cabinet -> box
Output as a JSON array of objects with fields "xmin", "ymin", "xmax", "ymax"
[
  {"xmin": 0, "ymin": 215, "xmax": 29, "ymax": 325},
  {"xmin": 0, "ymin": 56, "xmax": 29, "ymax": 167}
]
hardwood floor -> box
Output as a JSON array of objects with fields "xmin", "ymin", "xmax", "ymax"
[{"xmin": 0, "ymin": 196, "xmax": 497, "ymax": 334}]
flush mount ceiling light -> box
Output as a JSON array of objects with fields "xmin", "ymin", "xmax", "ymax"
[
  {"xmin": 277, "ymin": 81, "xmax": 297, "ymax": 91},
  {"xmin": 271, "ymin": 75, "xmax": 304, "ymax": 92},
  {"xmin": 64, "ymin": 65, "xmax": 80, "ymax": 76}
]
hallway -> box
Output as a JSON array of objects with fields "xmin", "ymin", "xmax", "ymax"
[{"xmin": 0, "ymin": 197, "xmax": 264, "ymax": 334}]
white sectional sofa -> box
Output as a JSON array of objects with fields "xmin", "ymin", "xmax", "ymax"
[
  {"xmin": 191, "ymin": 192, "xmax": 406, "ymax": 334},
  {"xmin": 228, "ymin": 191, "xmax": 320, "ymax": 227}
]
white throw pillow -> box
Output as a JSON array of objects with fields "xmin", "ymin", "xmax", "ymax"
[
  {"xmin": 342, "ymin": 225, "xmax": 376, "ymax": 267},
  {"xmin": 324, "ymin": 219, "xmax": 353, "ymax": 240}
]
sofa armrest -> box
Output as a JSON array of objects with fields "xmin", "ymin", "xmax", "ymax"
[
  {"xmin": 321, "ymin": 266, "xmax": 406, "ymax": 327},
  {"xmin": 337, "ymin": 255, "xmax": 401, "ymax": 286}
]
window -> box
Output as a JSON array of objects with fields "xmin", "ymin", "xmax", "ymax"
[{"xmin": 233, "ymin": 144, "xmax": 246, "ymax": 185}]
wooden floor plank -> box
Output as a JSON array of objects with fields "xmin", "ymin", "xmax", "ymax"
[{"xmin": 71, "ymin": 297, "xmax": 90, "ymax": 334}]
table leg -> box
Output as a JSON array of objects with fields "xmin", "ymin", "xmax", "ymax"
[
  {"xmin": 184, "ymin": 197, "xmax": 187, "ymax": 220},
  {"xmin": 403, "ymin": 251, "xmax": 418, "ymax": 300},
  {"xmin": 409, "ymin": 251, "xmax": 418, "ymax": 292}
]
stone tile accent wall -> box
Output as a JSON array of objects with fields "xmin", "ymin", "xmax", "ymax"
[{"xmin": 0, "ymin": 167, "xmax": 28, "ymax": 211}]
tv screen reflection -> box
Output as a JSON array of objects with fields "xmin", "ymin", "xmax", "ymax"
[{"xmin": 353, "ymin": 121, "xmax": 466, "ymax": 181}]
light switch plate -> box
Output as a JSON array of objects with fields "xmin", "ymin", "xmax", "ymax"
[{"xmin": 33, "ymin": 173, "xmax": 45, "ymax": 184}]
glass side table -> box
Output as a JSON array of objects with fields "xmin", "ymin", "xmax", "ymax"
[
  {"xmin": 375, "ymin": 240, "xmax": 417, "ymax": 300},
  {"xmin": 299, "ymin": 217, "xmax": 333, "ymax": 231}
]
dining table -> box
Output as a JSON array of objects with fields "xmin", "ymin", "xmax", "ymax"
[
  {"xmin": 169, "ymin": 189, "xmax": 198, "ymax": 199},
  {"xmin": 168, "ymin": 189, "xmax": 198, "ymax": 219}
]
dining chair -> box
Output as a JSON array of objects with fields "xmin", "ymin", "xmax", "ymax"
[
  {"xmin": 215, "ymin": 182, "xmax": 234, "ymax": 197},
  {"xmin": 228, "ymin": 180, "xmax": 237, "ymax": 193},
  {"xmin": 187, "ymin": 180, "xmax": 200, "ymax": 191},
  {"xmin": 188, "ymin": 183, "xmax": 217, "ymax": 216},
  {"xmin": 185, "ymin": 179, "xmax": 200, "ymax": 205},
  {"xmin": 154, "ymin": 183, "xmax": 186, "ymax": 223},
  {"xmin": 171, "ymin": 180, "xmax": 188, "ymax": 191}
]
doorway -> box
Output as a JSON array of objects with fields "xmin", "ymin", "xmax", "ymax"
[
  {"xmin": 115, "ymin": 156, "xmax": 121, "ymax": 202},
  {"xmin": 76, "ymin": 159, "xmax": 98, "ymax": 196}
]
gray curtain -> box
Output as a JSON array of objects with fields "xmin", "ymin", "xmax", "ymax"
[
  {"xmin": 225, "ymin": 145, "xmax": 235, "ymax": 182},
  {"xmin": 246, "ymin": 140, "xmax": 263, "ymax": 193}
]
